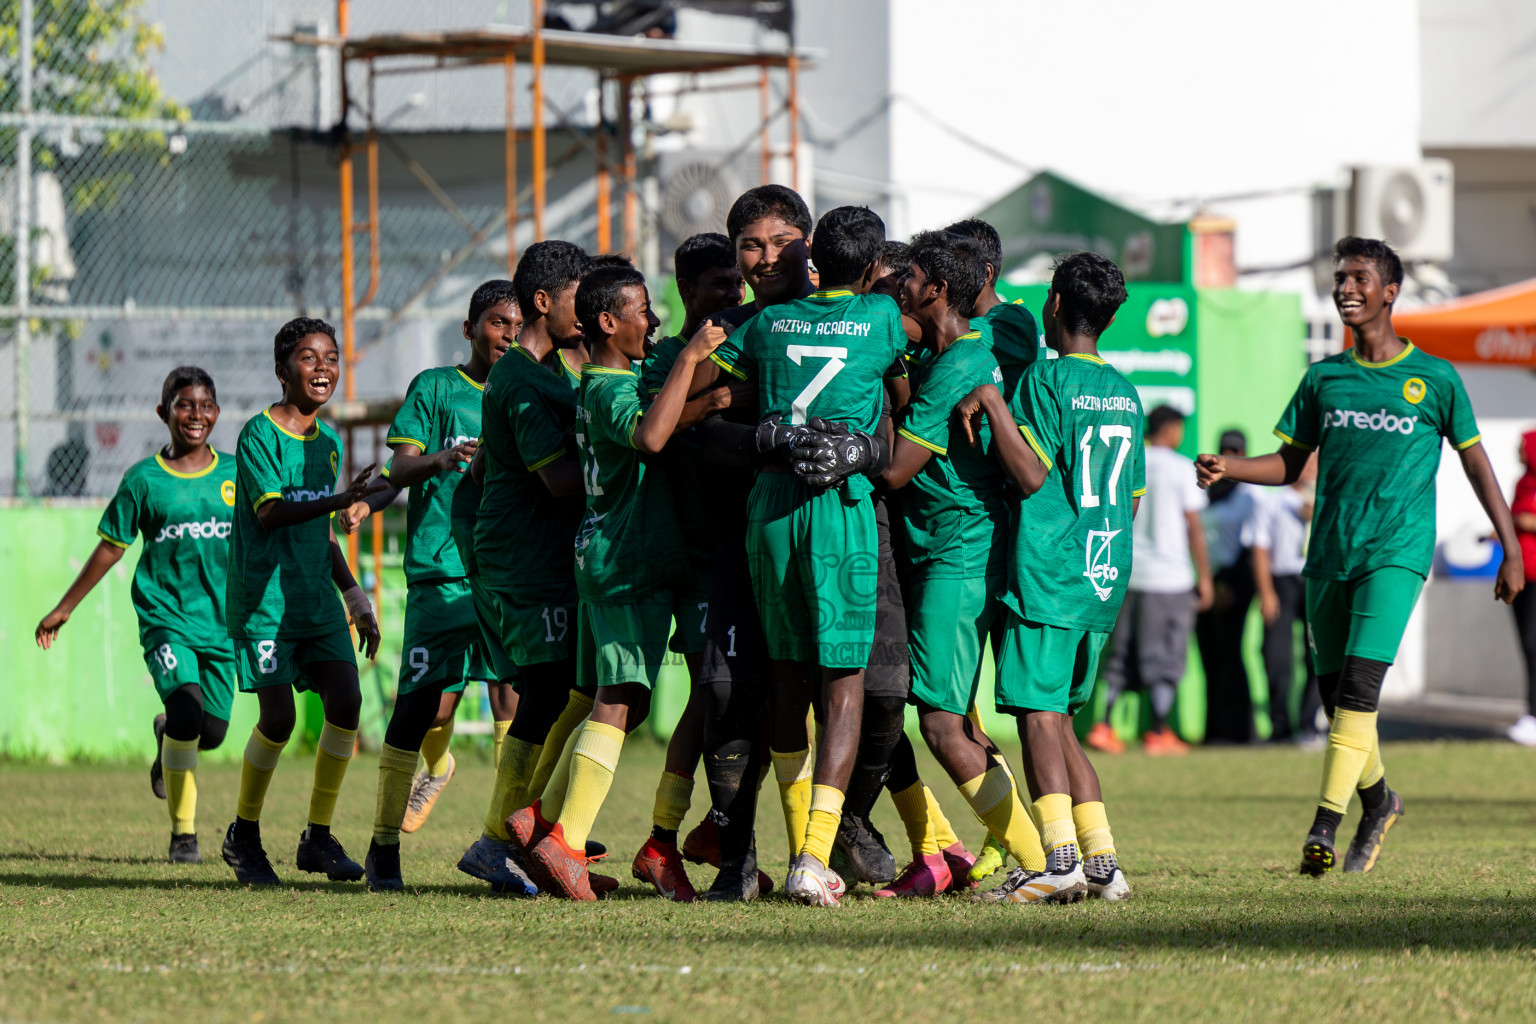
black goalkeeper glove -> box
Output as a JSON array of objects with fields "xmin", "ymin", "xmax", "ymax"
[
  {"xmin": 754, "ymin": 414, "xmax": 815, "ymax": 461},
  {"xmin": 791, "ymin": 417, "xmax": 885, "ymax": 489}
]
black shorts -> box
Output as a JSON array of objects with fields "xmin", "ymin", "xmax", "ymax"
[
  {"xmin": 865, "ymin": 498, "xmax": 911, "ymax": 700},
  {"xmin": 699, "ymin": 537, "xmax": 771, "ymax": 688}
]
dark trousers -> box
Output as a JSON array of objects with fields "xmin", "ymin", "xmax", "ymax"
[
  {"xmin": 1197, "ymin": 554, "xmax": 1255, "ymax": 744},
  {"xmin": 1515, "ymin": 587, "xmax": 1536, "ymax": 715},
  {"xmin": 1261, "ymin": 574, "xmax": 1319, "ymax": 740}
]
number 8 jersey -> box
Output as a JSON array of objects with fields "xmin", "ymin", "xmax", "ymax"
[{"xmin": 1003, "ymin": 353, "xmax": 1147, "ymax": 632}]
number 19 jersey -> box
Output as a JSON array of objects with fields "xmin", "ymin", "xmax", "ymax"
[{"xmin": 1003, "ymin": 353, "xmax": 1146, "ymax": 632}]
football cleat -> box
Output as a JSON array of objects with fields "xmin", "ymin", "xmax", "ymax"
[
  {"xmin": 973, "ymin": 861, "xmax": 1088, "ymax": 904},
  {"xmin": 968, "ymin": 833, "xmax": 1008, "ymax": 883},
  {"xmin": 631, "ymin": 836, "xmax": 698, "ymax": 902},
  {"xmin": 529, "ymin": 822, "xmax": 595, "ymax": 901},
  {"xmin": 682, "ymin": 817, "xmax": 722, "ymax": 866},
  {"xmin": 830, "ymin": 813, "xmax": 896, "ymax": 886},
  {"xmin": 704, "ymin": 847, "xmax": 767, "ymax": 903},
  {"xmin": 1299, "ymin": 833, "xmax": 1336, "ymax": 876},
  {"xmin": 400, "ymin": 754, "xmax": 454, "ymax": 834},
  {"xmin": 785, "ymin": 852, "xmax": 845, "ymax": 907},
  {"xmin": 150, "ymin": 714, "xmax": 168, "ymax": 800},
  {"xmin": 1085, "ymin": 721, "xmax": 1126, "ymax": 755},
  {"xmin": 221, "ymin": 822, "xmax": 280, "ymax": 886},
  {"xmin": 296, "ymin": 827, "xmax": 365, "ymax": 882},
  {"xmin": 940, "ymin": 841, "xmax": 977, "ymax": 892},
  {"xmin": 1084, "ymin": 855, "xmax": 1131, "ymax": 901},
  {"xmin": 1141, "ymin": 727, "xmax": 1189, "ymax": 756},
  {"xmin": 364, "ymin": 838, "xmax": 405, "ymax": 892},
  {"xmin": 873, "ymin": 853, "xmax": 951, "ymax": 898},
  {"xmin": 1344, "ymin": 789, "xmax": 1403, "ymax": 874},
  {"xmin": 506, "ymin": 801, "xmax": 551, "ymax": 854},
  {"xmin": 168, "ymin": 832, "xmax": 202, "ymax": 865},
  {"xmin": 457, "ymin": 834, "xmax": 539, "ymax": 895}
]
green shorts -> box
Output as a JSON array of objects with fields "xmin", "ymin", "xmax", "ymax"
[
  {"xmin": 234, "ymin": 628, "xmax": 357, "ymax": 693},
  {"xmin": 1305, "ymin": 566, "xmax": 1426, "ymax": 675},
  {"xmin": 577, "ymin": 592, "xmax": 691, "ymax": 690},
  {"xmin": 907, "ymin": 574, "xmax": 1002, "ymax": 716},
  {"xmin": 398, "ymin": 578, "xmax": 492, "ymax": 695},
  {"xmin": 994, "ymin": 613, "xmax": 1109, "ymax": 716},
  {"xmin": 468, "ymin": 576, "xmax": 518, "ymax": 685},
  {"xmin": 746, "ymin": 474, "xmax": 878, "ymax": 669},
  {"xmin": 668, "ymin": 590, "xmax": 710, "ymax": 656},
  {"xmin": 143, "ymin": 639, "xmax": 237, "ymax": 722},
  {"xmin": 477, "ymin": 576, "xmax": 578, "ymax": 667}
]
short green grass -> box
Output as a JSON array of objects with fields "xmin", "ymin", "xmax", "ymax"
[{"xmin": 4, "ymin": 739, "xmax": 1536, "ymax": 1024}]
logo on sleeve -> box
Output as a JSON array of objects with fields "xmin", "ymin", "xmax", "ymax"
[
  {"xmin": 330, "ymin": 451, "xmax": 339, "ymax": 477},
  {"xmin": 1403, "ymin": 377, "xmax": 1426, "ymax": 404},
  {"xmin": 1083, "ymin": 520, "xmax": 1121, "ymax": 601},
  {"xmin": 221, "ymin": 480, "xmax": 236, "ymax": 506}
]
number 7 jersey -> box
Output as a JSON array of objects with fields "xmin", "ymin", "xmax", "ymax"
[{"xmin": 1002, "ymin": 353, "xmax": 1146, "ymax": 632}]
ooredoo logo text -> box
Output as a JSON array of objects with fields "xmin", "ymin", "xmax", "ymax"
[{"xmin": 1325, "ymin": 407, "xmax": 1418, "ymax": 435}]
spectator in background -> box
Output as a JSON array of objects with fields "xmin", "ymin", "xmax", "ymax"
[
  {"xmin": 1196, "ymin": 430, "xmax": 1260, "ymax": 744},
  {"xmin": 1253, "ymin": 452, "xmax": 1322, "ymax": 745},
  {"xmin": 1508, "ymin": 429, "xmax": 1536, "ymax": 747},
  {"xmin": 1090, "ymin": 406, "xmax": 1213, "ymax": 756}
]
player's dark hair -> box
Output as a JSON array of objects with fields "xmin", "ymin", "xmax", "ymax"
[
  {"xmin": 877, "ymin": 240, "xmax": 911, "ymax": 273},
  {"xmin": 1333, "ymin": 236, "xmax": 1404, "ymax": 291},
  {"xmin": 588, "ymin": 252, "xmax": 635, "ymax": 270},
  {"xmin": 908, "ymin": 230, "xmax": 987, "ymax": 316},
  {"xmin": 725, "ymin": 184, "xmax": 813, "ymax": 242},
  {"xmin": 674, "ymin": 232, "xmax": 735, "ymax": 282},
  {"xmin": 274, "ymin": 316, "xmax": 336, "ymax": 367},
  {"xmin": 1145, "ymin": 404, "xmax": 1185, "ymax": 438},
  {"xmin": 512, "ymin": 239, "xmax": 591, "ymax": 315},
  {"xmin": 160, "ymin": 366, "xmax": 217, "ymax": 408},
  {"xmin": 575, "ymin": 264, "xmax": 647, "ymax": 340},
  {"xmin": 943, "ymin": 218, "xmax": 1003, "ymax": 278},
  {"xmin": 1049, "ymin": 252, "xmax": 1127, "ymax": 339},
  {"xmin": 468, "ymin": 279, "xmax": 517, "ymax": 324},
  {"xmin": 810, "ymin": 206, "xmax": 885, "ymax": 289}
]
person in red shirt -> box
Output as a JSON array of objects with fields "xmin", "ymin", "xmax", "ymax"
[{"xmin": 1509, "ymin": 429, "xmax": 1536, "ymax": 747}]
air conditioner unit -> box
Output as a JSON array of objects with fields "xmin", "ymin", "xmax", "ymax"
[
  {"xmin": 1347, "ymin": 160, "xmax": 1454, "ymax": 263},
  {"xmin": 654, "ymin": 148, "xmax": 809, "ymax": 258}
]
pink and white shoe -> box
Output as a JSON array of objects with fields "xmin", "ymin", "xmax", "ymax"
[{"xmin": 873, "ymin": 853, "xmax": 952, "ymax": 898}]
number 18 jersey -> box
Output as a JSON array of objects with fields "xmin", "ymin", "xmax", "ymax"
[{"xmin": 1003, "ymin": 353, "xmax": 1146, "ymax": 632}]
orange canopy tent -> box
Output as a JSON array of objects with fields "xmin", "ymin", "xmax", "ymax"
[{"xmin": 1392, "ymin": 278, "xmax": 1536, "ymax": 367}]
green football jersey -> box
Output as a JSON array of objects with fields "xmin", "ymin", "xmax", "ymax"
[
  {"xmin": 974, "ymin": 299, "xmax": 1041, "ymax": 401},
  {"xmin": 385, "ymin": 365, "xmax": 486, "ymax": 583},
  {"xmin": 226, "ymin": 409, "xmax": 348, "ymax": 640},
  {"xmin": 711, "ymin": 289, "xmax": 906, "ymax": 499},
  {"xmin": 1003, "ymin": 353, "xmax": 1147, "ymax": 632},
  {"xmin": 896, "ymin": 331, "xmax": 1009, "ymax": 578},
  {"xmin": 574, "ymin": 366, "xmax": 687, "ymax": 605},
  {"xmin": 1274, "ymin": 340, "xmax": 1480, "ymax": 581},
  {"xmin": 97, "ymin": 449, "xmax": 238, "ymax": 648},
  {"xmin": 475, "ymin": 343, "xmax": 585, "ymax": 590},
  {"xmin": 641, "ymin": 335, "xmax": 712, "ymax": 575}
]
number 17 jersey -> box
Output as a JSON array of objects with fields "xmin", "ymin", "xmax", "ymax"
[{"xmin": 1003, "ymin": 353, "xmax": 1146, "ymax": 632}]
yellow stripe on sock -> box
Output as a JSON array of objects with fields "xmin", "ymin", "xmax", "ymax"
[
  {"xmin": 651, "ymin": 770, "xmax": 694, "ymax": 833},
  {"xmin": 236, "ymin": 727, "xmax": 286, "ymax": 822},
  {"xmin": 421, "ymin": 720, "xmax": 454, "ymax": 778},
  {"xmin": 162, "ymin": 736, "xmax": 199, "ymax": 835},
  {"xmin": 557, "ymin": 721, "xmax": 627, "ymax": 848},
  {"xmin": 1032, "ymin": 793, "xmax": 1077, "ymax": 854},
  {"xmin": 960, "ymin": 766, "xmax": 1046, "ymax": 872},
  {"xmin": 307, "ymin": 721, "xmax": 358, "ymax": 828},
  {"xmin": 801, "ymin": 785, "xmax": 844, "ymax": 865},
  {"xmin": 492, "ymin": 719, "xmax": 511, "ymax": 768},
  {"xmin": 889, "ymin": 780, "xmax": 936, "ymax": 858},
  {"xmin": 1320, "ymin": 709, "xmax": 1378, "ymax": 813},
  {"xmin": 1072, "ymin": 800, "xmax": 1115, "ymax": 859},
  {"xmin": 482, "ymin": 736, "xmax": 543, "ymax": 840},
  {"xmin": 373, "ymin": 743, "xmax": 419, "ymax": 845}
]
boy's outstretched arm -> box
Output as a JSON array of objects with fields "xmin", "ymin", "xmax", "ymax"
[
  {"xmin": 955, "ymin": 383, "xmax": 1047, "ymax": 495},
  {"xmin": 258, "ymin": 462, "xmax": 389, "ymax": 531},
  {"xmin": 1458, "ymin": 441, "xmax": 1526, "ymax": 603},
  {"xmin": 634, "ymin": 321, "xmax": 729, "ymax": 453},
  {"xmin": 1195, "ymin": 445, "xmax": 1310, "ymax": 489},
  {"xmin": 35, "ymin": 540, "xmax": 127, "ymax": 649}
]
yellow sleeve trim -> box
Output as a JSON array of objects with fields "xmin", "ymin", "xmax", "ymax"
[
  {"xmin": 709, "ymin": 352, "xmax": 748, "ymax": 380},
  {"xmin": 897, "ymin": 427, "xmax": 947, "ymax": 456},
  {"xmin": 1019, "ymin": 424, "xmax": 1053, "ymax": 471},
  {"xmin": 1453, "ymin": 434, "xmax": 1482, "ymax": 451},
  {"xmin": 1131, "ymin": 486, "xmax": 1147, "ymax": 498},
  {"xmin": 526, "ymin": 450, "xmax": 563, "ymax": 472},
  {"xmin": 386, "ymin": 435, "xmax": 427, "ymax": 449},
  {"xmin": 252, "ymin": 491, "xmax": 282, "ymax": 512},
  {"xmin": 627, "ymin": 413, "xmax": 642, "ymax": 448},
  {"xmin": 96, "ymin": 530, "xmax": 132, "ymax": 549},
  {"xmin": 1272, "ymin": 428, "xmax": 1314, "ymax": 452}
]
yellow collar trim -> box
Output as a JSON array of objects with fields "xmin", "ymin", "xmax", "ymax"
[
  {"xmin": 455, "ymin": 366, "xmax": 487, "ymax": 391},
  {"xmin": 264, "ymin": 407, "xmax": 318, "ymax": 441},
  {"xmin": 1065, "ymin": 352, "xmax": 1106, "ymax": 365},
  {"xmin": 581, "ymin": 364, "xmax": 636, "ymax": 376},
  {"xmin": 812, "ymin": 289, "xmax": 853, "ymax": 299},
  {"xmin": 156, "ymin": 449, "xmax": 220, "ymax": 479},
  {"xmin": 956, "ymin": 331, "xmax": 982, "ymax": 341},
  {"xmin": 1349, "ymin": 338, "xmax": 1415, "ymax": 368},
  {"xmin": 559, "ymin": 351, "xmax": 584, "ymax": 379}
]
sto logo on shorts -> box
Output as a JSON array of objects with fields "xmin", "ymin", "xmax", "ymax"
[
  {"xmin": 221, "ymin": 480, "xmax": 236, "ymax": 506},
  {"xmin": 1083, "ymin": 519, "xmax": 1121, "ymax": 602},
  {"xmin": 1403, "ymin": 377, "xmax": 1427, "ymax": 404}
]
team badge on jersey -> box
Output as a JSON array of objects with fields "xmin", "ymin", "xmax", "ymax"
[
  {"xmin": 1403, "ymin": 377, "xmax": 1426, "ymax": 404},
  {"xmin": 330, "ymin": 451, "xmax": 339, "ymax": 476},
  {"xmin": 1083, "ymin": 520, "xmax": 1121, "ymax": 601},
  {"xmin": 221, "ymin": 479, "xmax": 236, "ymax": 506}
]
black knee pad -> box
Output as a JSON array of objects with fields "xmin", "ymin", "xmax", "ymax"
[
  {"xmin": 509, "ymin": 659, "xmax": 577, "ymax": 743},
  {"xmin": 162, "ymin": 684, "xmax": 205, "ymax": 742},
  {"xmin": 883, "ymin": 732, "xmax": 920, "ymax": 795},
  {"xmin": 1317, "ymin": 671, "xmax": 1340, "ymax": 719},
  {"xmin": 198, "ymin": 715, "xmax": 230, "ymax": 751},
  {"xmin": 384, "ymin": 686, "xmax": 445, "ymax": 751},
  {"xmin": 1334, "ymin": 656, "xmax": 1390, "ymax": 714}
]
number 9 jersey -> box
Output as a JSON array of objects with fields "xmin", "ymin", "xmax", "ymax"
[{"xmin": 1003, "ymin": 353, "xmax": 1147, "ymax": 632}]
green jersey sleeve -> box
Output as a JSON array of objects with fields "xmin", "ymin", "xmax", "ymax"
[
  {"xmin": 1132, "ymin": 432, "xmax": 1147, "ymax": 499},
  {"xmin": 516, "ymin": 386, "xmax": 573, "ymax": 471},
  {"xmin": 1013, "ymin": 365, "xmax": 1064, "ymax": 471},
  {"xmin": 899, "ymin": 343, "xmax": 991, "ymax": 455},
  {"xmin": 599, "ymin": 373, "xmax": 645, "ymax": 450},
  {"xmin": 386, "ymin": 371, "xmax": 438, "ymax": 453},
  {"xmin": 709, "ymin": 318, "xmax": 758, "ymax": 381},
  {"xmin": 1275, "ymin": 369, "xmax": 1322, "ymax": 451},
  {"xmin": 1435, "ymin": 365, "xmax": 1482, "ymax": 449},
  {"xmin": 97, "ymin": 472, "xmax": 143, "ymax": 548},
  {"xmin": 238, "ymin": 422, "xmax": 289, "ymax": 512}
]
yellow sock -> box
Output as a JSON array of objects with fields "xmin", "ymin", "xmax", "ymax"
[
  {"xmin": 162, "ymin": 736, "xmax": 199, "ymax": 835},
  {"xmin": 536, "ymin": 720, "xmax": 584, "ymax": 821},
  {"xmin": 801, "ymin": 784, "xmax": 844, "ymax": 865},
  {"xmin": 1072, "ymin": 800, "xmax": 1115, "ymax": 859},
  {"xmin": 889, "ymin": 780, "xmax": 937, "ymax": 858},
  {"xmin": 482, "ymin": 736, "xmax": 544, "ymax": 840},
  {"xmin": 557, "ymin": 721, "xmax": 626, "ymax": 849},
  {"xmin": 373, "ymin": 743, "xmax": 419, "ymax": 845},
  {"xmin": 651, "ymin": 770, "xmax": 694, "ymax": 834},
  {"xmin": 1357, "ymin": 737, "xmax": 1384, "ymax": 790},
  {"xmin": 924, "ymin": 785, "xmax": 961, "ymax": 850},
  {"xmin": 1031, "ymin": 793, "xmax": 1077, "ymax": 855},
  {"xmin": 960, "ymin": 767, "xmax": 1046, "ymax": 871},
  {"xmin": 236, "ymin": 727, "xmax": 285, "ymax": 822},
  {"xmin": 492, "ymin": 719, "xmax": 512, "ymax": 768},
  {"xmin": 771, "ymin": 747, "xmax": 814, "ymax": 856},
  {"xmin": 421, "ymin": 721, "xmax": 454, "ymax": 778},
  {"xmin": 527, "ymin": 690, "xmax": 594, "ymax": 801},
  {"xmin": 1320, "ymin": 709, "xmax": 1378, "ymax": 813},
  {"xmin": 307, "ymin": 721, "xmax": 357, "ymax": 828}
]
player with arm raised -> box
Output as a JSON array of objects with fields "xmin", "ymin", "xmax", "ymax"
[{"xmin": 1196, "ymin": 236, "xmax": 1524, "ymax": 875}]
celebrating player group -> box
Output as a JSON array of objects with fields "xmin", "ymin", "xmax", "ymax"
[{"xmin": 35, "ymin": 183, "xmax": 1524, "ymax": 906}]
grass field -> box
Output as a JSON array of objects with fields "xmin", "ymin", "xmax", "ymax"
[{"xmin": 3, "ymin": 738, "xmax": 1536, "ymax": 1023}]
